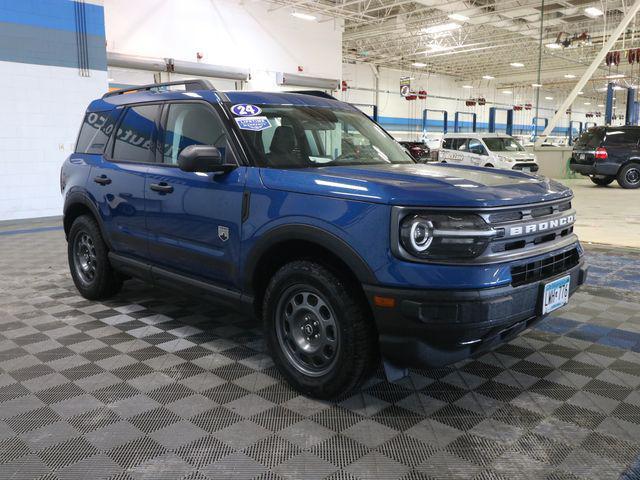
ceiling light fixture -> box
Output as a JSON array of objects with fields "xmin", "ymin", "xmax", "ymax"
[
  {"xmin": 448, "ymin": 13, "xmax": 469, "ymax": 22},
  {"xmin": 412, "ymin": 62, "xmax": 427, "ymax": 67},
  {"xmin": 598, "ymin": 104, "xmax": 605, "ymax": 107},
  {"xmin": 462, "ymin": 85, "xmax": 473, "ymax": 89},
  {"xmin": 584, "ymin": 6, "xmax": 603, "ymax": 17},
  {"xmin": 545, "ymin": 43, "xmax": 562, "ymax": 49},
  {"xmin": 291, "ymin": 11, "xmax": 317, "ymax": 21},
  {"xmin": 482, "ymin": 75, "xmax": 494, "ymax": 80},
  {"xmin": 578, "ymin": 91, "xmax": 584, "ymax": 95},
  {"xmin": 510, "ymin": 62, "xmax": 524, "ymax": 67},
  {"xmin": 502, "ymin": 90, "xmax": 512, "ymax": 94},
  {"xmin": 422, "ymin": 22, "xmax": 461, "ymax": 34},
  {"xmin": 584, "ymin": 102, "xmax": 591, "ymax": 105},
  {"xmin": 532, "ymin": 83, "xmax": 542, "ymax": 87},
  {"xmin": 545, "ymin": 96, "xmax": 553, "ymax": 100},
  {"xmin": 606, "ymin": 73, "xmax": 625, "ymax": 79},
  {"xmin": 564, "ymin": 74, "xmax": 576, "ymax": 78}
]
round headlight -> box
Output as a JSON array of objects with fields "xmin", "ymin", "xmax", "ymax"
[{"xmin": 401, "ymin": 216, "xmax": 434, "ymax": 254}]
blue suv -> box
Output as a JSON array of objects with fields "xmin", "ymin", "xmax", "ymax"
[{"xmin": 61, "ymin": 80, "xmax": 587, "ymax": 398}]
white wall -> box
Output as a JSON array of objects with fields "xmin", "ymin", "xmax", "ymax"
[
  {"xmin": 104, "ymin": 0, "xmax": 343, "ymax": 90},
  {"xmin": 340, "ymin": 62, "xmax": 603, "ymax": 142}
]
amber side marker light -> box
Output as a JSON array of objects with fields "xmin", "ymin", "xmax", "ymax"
[{"xmin": 373, "ymin": 296, "xmax": 396, "ymax": 308}]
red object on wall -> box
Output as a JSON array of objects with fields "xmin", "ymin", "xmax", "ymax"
[
  {"xmin": 513, "ymin": 105, "xmax": 523, "ymax": 111},
  {"xmin": 405, "ymin": 92, "xmax": 417, "ymax": 100},
  {"xmin": 196, "ymin": 52, "xmax": 204, "ymax": 60},
  {"xmin": 297, "ymin": 66, "xmax": 304, "ymax": 72},
  {"xmin": 524, "ymin": 103, "xmax": 532, "ymax": 111},
  {"xmin": 477, "ymin": 97, "xmax": 486, "ymax": 105},
  {"xmin": 341, "ymin": 80, "xmax": 348, "ymax": 92},
  {"xmin": 417, "ymin": 90, "xmax": 427, "ymax": 99},
  {"xmin": 465, "ymin": 100, "xmax": 476, "ymax": 106}
]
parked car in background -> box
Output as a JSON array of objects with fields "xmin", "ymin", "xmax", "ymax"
[
  {"xmin": 569, "ymin": 126, "xmax": 640, "ymax": 189},
  {"xmin": 440, "ymin": 133, "xmax": 539, "ymax": 173},
  {"xmin": 399, "ymin": 141, "xmax": 431, "ymax": 161}
]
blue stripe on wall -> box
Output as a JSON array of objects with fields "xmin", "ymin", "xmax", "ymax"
[{"xmin": 0, "ymin": 0, "xmax": 105, "ymax": 36}]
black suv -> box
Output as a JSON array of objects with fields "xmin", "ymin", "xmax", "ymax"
[{"xmin": 570, "ymin": 126, "xmax": 640, "ymax": 189}]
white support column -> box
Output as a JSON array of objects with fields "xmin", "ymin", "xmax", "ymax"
[{"xmin": 536, "ymin": 0, "xmax": 640, "ymax": 145}]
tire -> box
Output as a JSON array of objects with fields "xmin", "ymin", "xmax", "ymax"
[
  {"xmin": 617, "ymin": 163, "xmax": 640, "ymax": 189},
  {"xmin": 590, "ymin": 175, "xmax": 615, "ymax": 186},
  {"xmin": 484, "ymin": 163, "xmax": 494, "ymax": 168},
  {"xmin": 68, "ymin": 214, "xmax": 123, "ymax": 300},
  {"xmin": 263, "ymin": 260, "xmax": 378, "ymax": 399}
]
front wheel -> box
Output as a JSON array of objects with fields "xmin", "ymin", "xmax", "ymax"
[
  {"xmin": 617, "ymin": 163, "xmax": 640, "ymax": 189},
  {"xmin": 484, "ymin": 163, "xmax": 494, "ymax": 168},
  {"xmin": 590, "ymin": 175, "xmax": 615, "ymax": 186},
  {"xmin": 263, "ymin": 261, "xmax": 378, "ymax": 399},
  {"xmin": 68, "ymin": 215, "xmax": 123, "ymax": 300}
]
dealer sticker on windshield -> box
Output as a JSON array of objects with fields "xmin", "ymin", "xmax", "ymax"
[
  {"xmin": 235, "ymin": 116, "xmax": 271, "ymax": 131},
  {"xmin": 231, "ymin": 104, "xmax": 262, "ymax": 116}
]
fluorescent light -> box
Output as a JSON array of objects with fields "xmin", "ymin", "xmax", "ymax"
[
  {"xmin": 291, "ymin": 11, "xmax": 316, "ymax": 21},
  {"xmin": 606, "ymin": 73, "xmax": 625, "ymax": 79},
  {"xmin": 545, "ymin": 96, "xmax": 553, "ymax": 100},
  {"xmin": 613, "ymin": 85, "xmax": 625, "ymax": 90},
  {"xmin": 107, "ymin": 78, "xmax": 115, "ymax": 82},
  {"xmin": 412, "ymin": 62, "xmax": 427, "ymax": 67},
  {"xmin": 564, "ymin": 74, "xmax": 576, "ymax": 78},
  {"xmin": 584, "ymin": 102, "xmax": 591, "ymax": 105},
  {"xmin": 423, "ymin": 43, "xmax": 453, "ymax": 53},
  {"xmin": 502, "ymin": 90, "xmax": 512, "ymax": 94},
  {"xmin": 532, "ymin": 83, "xmax": 542, "ymax": 87},
  {"xmin": 598, "ymin": 104, "xmax": 605, "ymax": 107},
  {"xmin": 422, "ymin": 22, "xmax": 461, "ymax": 34},
  {"xmin": 545, "ymin": 43, "xmax": 562, "ymax": 49},
  {"xmin": 578, "ymin": 91, "xmax": 584, "ymax": 95},
  {"xmin": 510, "ymin": 62, "xmax": 524, "ymax": 67},
  {"xmin": 584, "ymin": 6, "xmax": 603, "ymax": 17},
  {"xmin": 448, "ymin": 13, "xmax": 469, "ymax": 22},
  {"xmin": 482, "ymin": 75, "xmax": 494, "ymax": 80},
  {"xmin": 462, "ymin": 85, "xmax": 473, "ymax": 89}
]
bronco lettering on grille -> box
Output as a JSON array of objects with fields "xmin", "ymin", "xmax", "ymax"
[{"xmin": 508, "ymin": 215, "xmax": 575, "ymax": 236}]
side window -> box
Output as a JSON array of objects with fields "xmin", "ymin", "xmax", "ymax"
[
  {"xmin": 468, "ymin": 138, "xmax": 487, "ymax": 155},
  {"xmin": 457, "ymin": 139, "xmax": 469, "ymax": 151},
  {"xmin": 112, "ymin": 105, "xmax": 160, "ymax": 163},
  {"xmin": 75, "ymin": 110, "xmax": 119, "ymax": 154},
  {"xmin": 162, "ymin": 103, "xmax": 229, "ymax": 165},
  {"xmin": 442, "ymin": 138, "xmax": 453, "ymax": 149}
]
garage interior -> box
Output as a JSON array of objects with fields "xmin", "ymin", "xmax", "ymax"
[{"xmin": 1, "ymin": 1, "xmax": 640, "ymax": 479}]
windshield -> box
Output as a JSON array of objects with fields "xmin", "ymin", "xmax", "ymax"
[
  {"xmin": 482, "ymin": 137, "xmax": 525, "ymax": 152},
  {"xmin": 231, "ymin": 105, "xmax": 414, "ymax": 168}
]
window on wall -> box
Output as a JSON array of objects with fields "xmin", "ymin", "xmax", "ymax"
[
  {"xmin": 75, "ymin": 111, "xmax": 119, "ymax": 154},
  {"xmin": 162, "ymin": 103, "xmax": 229, "ymax": 165},
  {"xmin": 112, "ymin": 105, "xmax": 160, "ymax": 163}
]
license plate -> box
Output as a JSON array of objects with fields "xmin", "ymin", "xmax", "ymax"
[
  {"xmin": 542, "ymin": 275, "xmax": 571, "ymax": 314},
  {"xmin": 522, "ymin": 167, "xmax": 531, "ymax": 172},
  {"xmin": 580, "ymin": 153, "xmax": 585, "ymax": 160}
]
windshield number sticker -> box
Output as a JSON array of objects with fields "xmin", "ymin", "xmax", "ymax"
[
  {"xmin": 231, "ymin": 104, "xmax": 262, "ymax": 116},
  {"xmin": 235, "ymin": 116, "xmax": 271, "ymax": 131}
]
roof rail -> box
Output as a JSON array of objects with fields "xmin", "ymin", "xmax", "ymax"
[
  {"xmin": 292, "ymin": 90, "xmax": 337, "ymax": 100},
  {"xmin": 102, "ymin": 79, "xmax": 215, "ymax": 98}
]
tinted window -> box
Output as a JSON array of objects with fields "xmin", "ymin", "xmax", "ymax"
[
  {"xmin": 467, "ymin": 138, "xmax": 487, "ymax": 155},
  {"xmin": 443, "ymin": 138, "xmax": 466, "ymax": 150},
  {"xmin": 457, "ymin": 139, "xmax": 470, "ymax": 151},
  {"xmin": 574, "ymin": 128, "xmax": 605, "ymax": 149},
  {"xmin": 75, "ymin": 111, "xmax": 119, "ymax": 154},
  {"xmin": 162, "ymin": 103, "xmax": 229, "ymax": 165},
  {"xmin": 482, "ymin": 137, "xmax": 524, "ymax": 152},
  {"xmin": 112, "ymin": 105, "xmax": 160, "ymax": 163},
  {"xmin": 604, "ymin": 129, "xmax": 640, "ymax": 146}
]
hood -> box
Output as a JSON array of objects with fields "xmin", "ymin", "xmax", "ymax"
[
  {"xmin": 259, "ymin": 163, "xmax": 572, "ymax": 208},
  {"xmin": 495, "ymin": 151, "xmax": 537, "ymax": 162}
]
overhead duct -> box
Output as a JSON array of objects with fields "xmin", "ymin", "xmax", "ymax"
[
  {"xmin": 276, "ymin": 72, "xmax": 339, "ymax": 90},
  {"xmin": 106, "ymin": 52, "xmax": 250, "ymax": 81}
]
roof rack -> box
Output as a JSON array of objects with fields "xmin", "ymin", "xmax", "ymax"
[
  {"xmin": 292, "ymin": 90, "xmax": 337, "ymax": 100},
  {"xmin": 102, "ymin": 79, "xmax": 215, "ymax": 99}
]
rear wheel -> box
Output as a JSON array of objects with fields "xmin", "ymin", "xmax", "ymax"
[
  {"xmin": 68, "ymin": 215, "xmax": 123, "ymax": 300},
  {"xmin": 617, "ymin": 163, "xmax": 640, "ymax": 189},
  {"xmin": 590, "ymin": 175, "xmax": 615, "ymax": 186},
  {"xmin": 263, "ymin": 260, "xmax": 378, "ymax": 399},
  {"xmin": 484, "ymin": 163, "xmax": 494, "ymax": 168}
]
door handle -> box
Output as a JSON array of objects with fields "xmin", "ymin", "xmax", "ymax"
[
  {"xmin": 93, "ymin": 175, "xmax": 111, "ymax": 185},
  {"xmin": 149, "ymin": 182, "xmax": 174, "ymax": 194}
]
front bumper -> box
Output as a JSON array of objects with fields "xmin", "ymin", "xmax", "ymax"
[{"xmin": 364, "ymin": 257, "xmax": 587, "ymax": 368}]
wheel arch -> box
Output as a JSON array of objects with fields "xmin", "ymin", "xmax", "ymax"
[{"xmin": 63, "ymin": 193, "xmax": 111, "ymax": 249}]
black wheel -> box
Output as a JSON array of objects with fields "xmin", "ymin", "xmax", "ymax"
[
  {"xmin": 484, "ymin": 163, "xmax": 494, "ymax": 168},
  {"xmin": 68, "ymin": 215, "xmax": 122, "ymax": 300},
  {"xmin": 617, "ymin": 163, "xmax": 640, "ymax": 189},
  {"xmin": 590, "ymin": 175, "xmax": 615, "ymax": 186},
  {"xmin": 263, "ymin": 260, "xmax": 378, "ymax": 398}
]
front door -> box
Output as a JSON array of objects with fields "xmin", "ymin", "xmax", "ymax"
[{"xmin": 145, "ymin": 101, "xmax": 246, "ymax": 288}]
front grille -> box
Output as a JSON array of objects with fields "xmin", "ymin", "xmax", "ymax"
[
  {"xmin": 510, "ymin": 248, "xmax": 579, "ymax": 287},
  {"xmin": 486, "ymin": 201, "xmax": 571, "ymax": 224}
]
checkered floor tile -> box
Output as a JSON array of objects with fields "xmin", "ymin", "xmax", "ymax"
[{"xmin": 1, "ymin": 227, "xmax": 639, "ymax": 480}]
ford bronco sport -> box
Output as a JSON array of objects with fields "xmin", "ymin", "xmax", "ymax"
[{"xmin": 61, "ymin": 80, "xmax": 587, "ymax": 398}]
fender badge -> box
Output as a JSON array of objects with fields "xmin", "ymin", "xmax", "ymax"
[{"xmin": 218, "ymin": 226, "xmax": 229, "ymax": 242}]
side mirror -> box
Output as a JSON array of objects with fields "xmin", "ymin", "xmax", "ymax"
[{"xmin": 178, "ymin": 145, "xmax": 235, "ymax": 173}]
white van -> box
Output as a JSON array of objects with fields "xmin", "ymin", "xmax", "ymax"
[{"xmin": 439, "ymin": 133, "xmax": 539, "ymax": 172}]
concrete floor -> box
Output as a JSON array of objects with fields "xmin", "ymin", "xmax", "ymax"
[{"xmin": 557, "ymin": 178, "xmax": 640, "ymax": 249}]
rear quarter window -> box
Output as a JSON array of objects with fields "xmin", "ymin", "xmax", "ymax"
[
  {"xmin": 604, "ymin": 129, "xmax": 640, "ymax": 146},
  {"xmin": 75, "ymin": 111, "xmax": 119, "ymax": 154},
  {"xmin": 574, "ymin": 128, "xmax": 605, "ymax": 149}
]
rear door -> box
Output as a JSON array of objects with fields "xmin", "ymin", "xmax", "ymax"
[
  {"xmin": 572, "ymin": 127, "xmax": 605, "ymax": 165},
  {"xmin": 145, "ymin": 101, "xmax": 246, "ymax": 288},
  {"xmin": 90, "ymin": 104, "xmax": 161, "ymax": 258}
]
